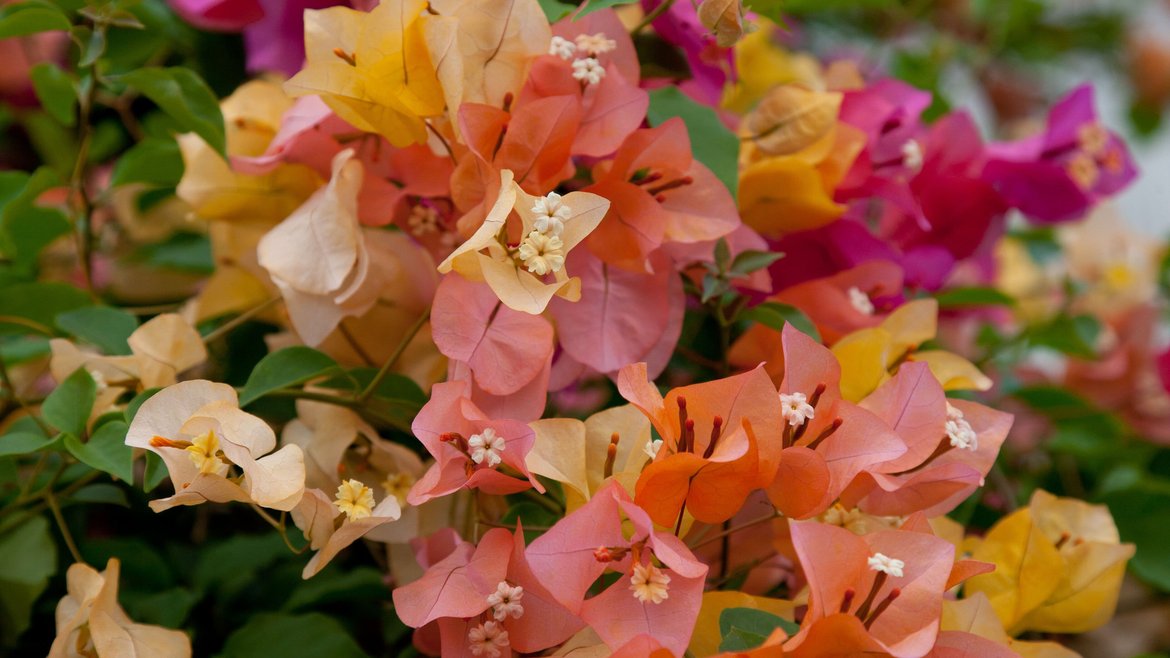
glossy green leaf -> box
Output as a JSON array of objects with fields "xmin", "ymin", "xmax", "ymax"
[
  {"xmin": 64, "ymin": 420, "xmax": 133, "ymax": 482},
  {"xmin": 41, "ymin": 367, "xmax": 96, "ymax": 437},
  {"xmin": 0, "ymin": 281, "xmax": 90, "ymax": 335},
  {"xmin": 240, "ymin": 347, "xmax": 340, "ymax": 406},
  {"xmin": 718, "ymin": 607, "xmax": 799, "ymax": 651},
  {"xmin": 56, "ymin": 306, "xmax": 138, "ymax": 355},
  {"xmin": 29, "ymin": 62, "xmax": 76, "ymax": 126},
  {"xmin": 111, "ymin": 136, "xmax": 183, "ymax": 188},
  {"xmin": 740, "ymin": 301, "xmax": 822, "ymax": 342},
  {"xmin": 118, "ymin": 67, "xmax": 226, "ymax": 157},
  {"xmin": 0, "ymin": 431, "xmax": 57, "ymax": 457},
  {"xmin": 0, "ymin": 515, "xmax": 57, "ymax": 645},
  {"xmin": 0, "ymin": 1, "xmax": 70, "ymax": 39}
]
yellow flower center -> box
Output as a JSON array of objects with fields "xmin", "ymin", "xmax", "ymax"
[
  {"xmin": 381, "ymin": 472, "xmax": 415, "ymax": 505},
  {"xmin": 185, "ymin": 430, "xmax": 230, "ymax": 477},
  {"xmin": 334, "ymin": 478, "xmax": 376, "ymax": 521}
]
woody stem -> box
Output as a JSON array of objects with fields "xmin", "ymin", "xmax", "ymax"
[{"xmin": 357, "ymin": 307, "xmax": 431, "ymax": 404}]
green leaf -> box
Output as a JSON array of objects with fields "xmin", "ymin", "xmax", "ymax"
[
  {"xmin": 283, "ymin": 567, "xmax": 387, "ymax": 612},
  {"xmin": 241, "ymin": 347, "xmax": 340, "ymax": 406},
  {"xmin": 1102, "ymin": 484, "xmax": 1170, "ymax": 592},
  {"xmin": 730, "ymin": 250, "xmax": 784, "ymax": 276},
  {"xmin": 0, "ymin": 168, "xmax": 71, "ymax": 271},
  {"xmin": 740, "ymin": 302, "xmax": 822, "ymax": 342},
  {"xmin": 935, "ymin": 286, "xmax": 1014, "ymax": 309},
  {"xmin": 111, "ymin": 136, "xmax": 183, "ymax": 188},
  {"xmin": 700, "ymin": 272, "xmax": 728, "ymax": 303},
  {"xmin": 136, "ymin": 231, "xmax": 214, "ymax": 273},
  {"xmin": 219, "ymin": 613, "xmax": 367, "ymax": 658},
  {"xmin": 67, "ymin": 482, "xmax": 130, "ymax": 507},
  {"xmin": 1026, "ymin": 314, "xmax": 1101, "ymax": 358},
  {"xmin": 0, "ymin": 431, "xmax": 57, "ymax": 457},
  {"xmin": 718, "ymin": 607, "xmax": 799, "ymax": 652},
  {"xmin": 64, "ymin": 420, "xmax": 133, "ymax": 482},
  {"xmin": 29, "ymin": 62, "xmax": 76, "ymax": 126},
  {"xmin": 56, "ymin": 306, "xmax": 138, "ymax": 355},
  {"xmin": 142, "ymin": 450, "xmax": 167, "ymax": 492},
  {"xmin": 0, "ymin": 1, "xmax": 71, "ymax": 39},
  {"xmin": 41, "ymin": 367, "xmax": 97, "ymax": 437},
  {"xmin": 537, "ymin": 0, "xmax": 576, "ymax": 21},
  {"xmin": 0, "ymin": 281, "xmax": 90, "ymax": 335},
  {"xmin": 714, "ymin": 238, "xmax": 731, "ymax": 273},
  {"xmin": 647, "ymin": 87, "xmax": 739, "ymax": 199},
  {"xmin": 195, "ymin": 534, "xmax": 288, "ymax": 594},
  {"xmin": 117, "ymin": 67, "xmax": 226, "ymax": 157},
  {"xmin": 124, "ymin": 587, "xmax": 198, "ymax": 628},
  {"xmin": 0, "ymin": 515, "xmax": 56, "ymax": 645},
  {"xmin": 575, "ymin": 0, "xmax": 639, "ymax": 17}
]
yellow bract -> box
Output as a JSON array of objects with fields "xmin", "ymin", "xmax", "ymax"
[
  {"xmin": 833, "ymin": 299, "xmax": 991, "ymax": 401},
  {"xmin": 690, "ymin": 591, "xmax": 795, "ymax": 657},
  {"xmin": 286, "ymin": 0, "xmax": 445, "ymax": 147},
  {"xmin": 965, "ymin": 489, "xmax": 1135, "ymax": 635}
]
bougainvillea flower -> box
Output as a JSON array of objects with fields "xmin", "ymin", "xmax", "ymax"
[
  {"xmin": 841, "ymin": 362, "xmax": 1013, "ymax": 517},
  {"xmin": 447, "ymin": 354, "xmax": 552, "ymax": 423},
  {"xmin": 291, "ymin": 481, "xmax": 401, "ymax": 577},
  {"xmin": 515, "ymin": 8, "xmax": 647, "ymax": 158},
  {"xmin": 285, "ymin": 0, "xmax": 445, "ymax": 146},
  {"xmin": 786, "ymin": 520, "xmax": 955, "ymax": 657},
  {"xmin": 983, "ymin": 84, "xmax": 1137, "ymax": 223},
  {"xmin": 423, "ymin": 0, "xmax": 550, "ymax": 123},
  {"xmin": 941, "ymin": 593, "xmax": 1081, "ymax": 658},
  {"xmin": 618, "ymin": 362, "xmax": 783, "ymax": 527},
  {"xmin": 749, "ymin": 259, "xmax": 904, "ymax": 345},
  {"xmin": 585, "ymin": 118, "xmax": 739, "ymax": 270},
  {"xmin": 831, "ymin": 299, "xmax": 992, "ymax": 401},
  {"xmin": 527, "ymin": 481, "xmax": 708, "ymax": 655},
  {"xmin": 257, "ymin": 150, "xmax": 386, "ymax": 345},
  {"xmin": 176, "ymin": 80, "xmax": 321, "ymax": 224},
  {"xmin": 394, "ymin": 526, "xmax": 583, "ymax": 655},
  {"xmin": 439, "ymin": 170, "xmax": 609, "ymax": 314},
  {"xmin": 526, "ymin": 404, "xmax": 653, "ymax": 510},
  {"xmin": 746, "ymin": 325, "xmax": 905, "ymax": 519},
  {"xmin": 125, "ymin": 380, "xmax": 306, "ymax": 512},
  {"xmin": 738, "ymin": 84, "xmax": 866, "ymax": 237},
  {"xmin": 408, "ymin": 380, "xmax": 542, "ymax": 505},
  {"xmin": 49, "ymin": 312, "xmax": 207, "ymax": 419},
  {"xmin": 965, "ymin": 489, "xmax": 1135, "ymax": 635},
  {"xmin": 432, "ymin": 273, "xmax": 554, "ymax": 397},
  {"xmin": 549, "ymin": 250, "xmax": 685, "ymax": 375},
  {"xmin": 765, "ymin": 220, "xmax": 904, "ymax": 292},
  {"xmin": 48, "ymin": 558, "xmax": 191, "ymax": 658}
]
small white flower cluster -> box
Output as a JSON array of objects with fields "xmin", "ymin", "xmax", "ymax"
[
  {"xmin": 469, "ymin": 428, "xmax": 506, "ymax": 467},
  {"xmin": 629, "ymin": 562, "xmax": 671, "ymax": 604},
  {"xmin": 643, "ymin": 438, "xmax": 663, "ymax": 460},
  {"xmin": 780, "ymin": 391, "xmax": 816, "ymax": 427},
  {"xmin": 867, "ymin": 552, "xmax": 905, "ymax": 578},
  {"xmin": 944, "ymin": 403, "xmax": 978, "ymax": 451},
  {"xmin": 486, "ymin": 581, "xmax": 525, "ymax": 620},
  {"xmin": 531, "ymin": 192, "xmax": 571, "ymax": 236},
  {"xmin": 519, "ymin": 192, "xmax": 571, "ymax": 275},
  {"xmin": 548, "ymin": 35, "xmax": 575, "ymax": 59},
  {"xmin": 468, "ymin": 620, "xmax": 509, "ymax": 657},
  {"xmin": 571, "ymin": 57, "xmax": 606, "ymax": 86},
  {"xmin": 901, "ymin": 139, "xmax": 924, "ymax": 173},
  {"xmin": 847, "ymin": 286, "xmax": 875, "ymax": 315},
  {"xmin": 407, "ymin": 204, "xmax": 440, "ymax": 236}
]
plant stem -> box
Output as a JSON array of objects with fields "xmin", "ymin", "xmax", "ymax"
[
  {"xmin": 519, "ymin": 487, "xmax": 563, "ymax": 515},
  {"xmin": 632, "ymin": 0, "xmax": 677, "ymax": 33},
  {"xmin": 689, "ymin": 511, "xmax": 779, "ymax": 550},
  {"xmin": 46, "ymin": 488, "xmax": 84, "ymax": 563},
  {"xmin": 201, "ymin": 297, "xmax": 280, "ymax": 344},
  {"xmin": 357, "ymin": 307, "xmax": 430, "ymax": 404}
]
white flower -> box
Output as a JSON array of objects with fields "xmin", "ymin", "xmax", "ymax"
[
  {"xmin": 629, "ymin": 562, "xmax": 671, "ymax": 604},
  {"xmin": 643, "ymin": 438, "xmax": 663, "ymax": 460},
  {"xmin": 571, "ymin": 57, "xmax": 606, "ymax": 86},
  {"xmin": 468, "ymin": 621, "xmax": 509, "ymax": 657},
  {"xmin": 407, "ymin": 204, "xmax": 440, "ymax": 236},
  {"xmin": 88, "ymin": 368, "xmax": 108, "ymax": 392},
  {"xmin": 780, "ymin": 392, "xmax": 816, "ymax": 427},
  {"xmin": 944, "ymin": 403, "xmax": 978, "ymax": 451},
  {"xmin": 549, "ymin": 35, "xmax": 576, "ymax": 59},
  {"xmin": 334, "ymin": 478, "xmax": 376, "ymax": 521},
  {"xmin": 381, "ymin": 472, "xmax": 415, "ymax": 504},
  {"xmin": 867, "ymin": 552, "xmax": 905, "ymax": 578},
  {"xmin": 486, "ymin": 581, "xmax": 525, "ymax": 620},
  {"xmin": 468, "ymin": 428, "xmax": 505, "ymax": 467},
  {"xmin": 901, "ymin": 139, "xmax": 923, "ymax": 173},
  {"xmin": 531, "ymin": 192, "xmax": 572, "ymax": 236},
  {"xmin": 847, "ymin": 286, "xmax": 875, "ymax": 315},
  {"xmin": 517, "ymin": 230, "xmax": 565, "ymax": 276},
  {"xmin": 575, "ymin": 32, "xmax": 616, "ymax": 56}
]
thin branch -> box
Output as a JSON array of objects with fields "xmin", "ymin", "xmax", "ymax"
[
  {"xmin": 46, "ymin": 488, "xmax": 84, "ymax": 563},
  {"xmin": 357, "ymin": 307, "xmax": 430, "ymax": 404},
  {"xmin": 201, "ymin": 296, "xmax": 280, "ymax": 344},
  {"xmin": 689, "ymin": 511, "xmax": 779, "ymax": 550}
]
